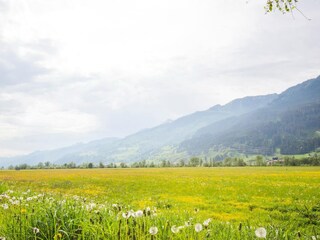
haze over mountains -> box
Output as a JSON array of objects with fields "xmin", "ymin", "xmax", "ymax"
[{"xmin": 1, "ymin": 75, "xmax": 320, "ymax": 167}]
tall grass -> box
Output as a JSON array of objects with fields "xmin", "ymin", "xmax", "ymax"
[
  {"xmin": 0, "ymin": 189, "xmax": 319, "ymax": 239},
  {"xmin": 1, "ymin": 167, "xmax": 320, "ymax": 239}
]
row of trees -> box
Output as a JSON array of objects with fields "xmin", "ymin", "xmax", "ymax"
[
  {"xmin": 4, "ymin": 157, "xmax": 257, "ymax": 170},
  {"xmin": 4, "ymin": 154, "xmax": 319, "ymax": 170},
  {"xmin": 281, "ymin": 155, "xmax": 320, "ymax": 166},
  {"xmin": 6, "ymin": 161, "xmax": 118, "ymax": 170}
]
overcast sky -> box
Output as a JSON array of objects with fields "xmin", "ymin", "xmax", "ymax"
[{"xmin": 0, "ymin": 0, "xmax": 319, "ymax": 157}]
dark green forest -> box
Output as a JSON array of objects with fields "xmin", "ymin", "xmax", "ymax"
[{"xmin": 181, "ymin": 103, "xmax": 320, "ymax": 156}]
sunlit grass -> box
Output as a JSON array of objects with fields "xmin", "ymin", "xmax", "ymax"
[{"xmin": 0, "ymin": 167, "xmax": 319, "ymax": 239}]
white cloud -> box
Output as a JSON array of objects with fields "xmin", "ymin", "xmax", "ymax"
[
  {"xmin": 0, "ymin": 91, "xmax": 99, "ymax": 137},
  {"xmin": 1, "ymin": 0, "xmax": 256, "ymax": 76},
  {"xmin": 0, "ymin": 0, "xmax": 319, "ymax": 156}
]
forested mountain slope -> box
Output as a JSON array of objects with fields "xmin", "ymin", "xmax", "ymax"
[{"xmin": 180, "ymin": 76, "xmax": 320, "ymax": 156}]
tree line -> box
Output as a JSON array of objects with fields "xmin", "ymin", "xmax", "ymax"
[{"xmin": 3, "ymin": 153, "xmax": 319, "ymax": 170}]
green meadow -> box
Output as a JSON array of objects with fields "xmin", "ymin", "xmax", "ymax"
[{"xmin": 0, "ymin": 167, "xmax": 319, "ymax": 239}]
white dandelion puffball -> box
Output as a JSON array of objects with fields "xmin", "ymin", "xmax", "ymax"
[
  {"xmin": 171, "ymin": 225, "xmax": 179, "ymax": 234},
  {"xmin": 135, "ymin": 210, "xmax": 143, "ymax": 218},
  {"xmin": 2, "ymin": 204, "xmax": 8, "ymax": 210},
  {"xmin": 0, "ymin": 237, "xmax": 6, "ymax": 240},
  {"xmin": 149, "ymin": 226, "xmax": 158, "ymax": 235},
  {"xmin": 203, "ymin": 218, "xmax": 212, "ymax": 226},
  {"xmin": 122, "ymin": 212, "xmax": 130, "ymax": 219},
  {"xmin": 255, "ymin": 227, "xmax": 267, "ymax": 238},
  {"xmin": 195, "ymin": 223, "xmax": 203, "ymax": 232},
  {"xmin": 33, "ymin": 228, "xmax": 40, "ymax": 234},
  {"xmin": 128, "ymin": 210, "xmax": 135, "ymax": 217}
]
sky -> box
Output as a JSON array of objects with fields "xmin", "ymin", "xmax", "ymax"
[{"xmin": 0, "ymin": 0, "xmax": 320, "ymax": 157}]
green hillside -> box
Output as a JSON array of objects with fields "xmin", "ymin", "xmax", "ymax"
[{"xmin": 1, "ymin": 76, "xmax": 320, "ymax": 166}]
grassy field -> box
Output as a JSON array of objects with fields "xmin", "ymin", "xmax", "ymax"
[{"xmin": 0, "ymin": 167, "xmax": 319, "ymax": 239}]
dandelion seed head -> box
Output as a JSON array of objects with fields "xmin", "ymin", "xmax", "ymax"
[
  {"xmin": 255, "ymin": 227, "xmax": 267, "ymax": 238},
  {"xmin": 149, "ymin": 226, "xmax": 158, "ymax": 235},
  {"xmin": 195, "ymin": 223, "xmax": 203, "ymax": 232},
  {"xmin": 85, "ymin": 202, "xmax": 96, "ymax": 211},
  {"xmin": 33, "ymin": 227, "xmax": 40, "ymax": 234},
  {"xmin": 122, "ymin": 211, "xmax": 132, "ymax": 219},
  {"xmin": 171, "ymin": 225, "xmax": 179, "ymax": 234},
  {"xmin": 134, "ymin": 210, "xmax": 143, "ymax": 218},
  {"xmin": 0, "ymin": 194, "xmax": 8, "ymax": 200},
  {"xmin": 2, "ymin": 204, "xmax": 8, "ymax": 210},
  {"xmin": 203, "ymin": 218, "xmax": 212, "ymax": 226}
]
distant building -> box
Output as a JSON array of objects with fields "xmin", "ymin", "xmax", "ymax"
[{"xmin": 267, "ymin": 157, "xmax": 283, "ymax": 165}]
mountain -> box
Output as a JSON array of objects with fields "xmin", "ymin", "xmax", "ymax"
[
  {"xmin": 44, "ymin": 92, "xmax": 277, "ymax": 164},
  {"xmin": 1, "ymin": 75, "xmax": 320, "ymax": 167},
  {"xmin": 105, "ymin": 93, "xmax": 277, "ymax": 159},
  {"xmin": 0, "ymin": 138, "xmax": 119, "ymax": 167},
  {"xmin": 0, "ymin": 93, "xmax": 277, "ymax": 167},
  {"xmin": 180, "ymin": 76, "xmax": 320, "ymax": 157},
  {"xmin": 270, "ymin": 76, "xmax": 320, "ymax": 108}
]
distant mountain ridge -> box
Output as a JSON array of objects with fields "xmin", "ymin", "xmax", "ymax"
[
  {"xmin": 270, "ymin": 76, "xmax": 320, "ymax": 108},
  {"xmin": 181, "ymin": 76, "xmax": 320, "ymax": 157},
  {"xmin": 1, "ymin": 75, "xmax": 320, "ymax": 167}
]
